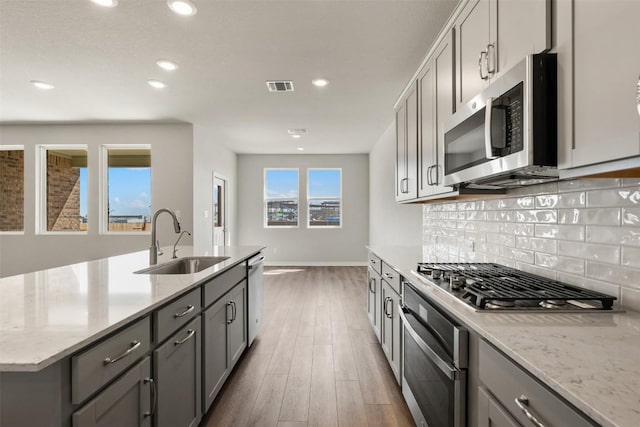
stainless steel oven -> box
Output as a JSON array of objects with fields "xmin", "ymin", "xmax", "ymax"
[
  {"xmin": 442, "ymin": 53, "xmax": 557, "ymax": 188},
  {"xmin": 400, "ymin": 283, "xmax": 468, "ymax": 427}
]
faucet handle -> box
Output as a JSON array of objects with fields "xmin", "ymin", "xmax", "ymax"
[{"xmin": 157, "ymin": 240, "xmax": 163, "ymax": 256}]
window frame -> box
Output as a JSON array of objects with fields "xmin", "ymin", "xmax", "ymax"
[
  {"xmin": 36, "ymin": 144, "xmax": 89, "ymax": 235},
  {"xmin": 264, "ymin": 168, "xmax": 300, "ymax": 229},
  {"xmin": 0, "ymin": 145, "xmax": 25, "ymax": 235},
  {"xmin": 307, "ymin": 168, "xmax": 343, "ymax": 229},
  {"xmin": 100, "ymin": 144, "xmax": 152, "ymax": 235}
]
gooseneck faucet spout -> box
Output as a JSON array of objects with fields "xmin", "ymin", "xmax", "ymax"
[
  {"xmin": 172, "ymin": 230, "xmax": 191, "ymax": 259},
  {"xmin": 150, "ymin": 208, "xmax": 181, "ymax": 265}
]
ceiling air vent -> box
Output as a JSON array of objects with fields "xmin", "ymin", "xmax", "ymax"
[
  {"xmin": 266, "ymin": 80, "xmax": 294, "ymax": 92},
  {"xmin": 287, "ymin": 129, "xmax": 308, "ymax": 136}
]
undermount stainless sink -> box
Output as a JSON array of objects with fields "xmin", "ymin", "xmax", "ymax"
[{"xmin": 135, "ymin": 256, "xmax": 230, "ymax": 274}]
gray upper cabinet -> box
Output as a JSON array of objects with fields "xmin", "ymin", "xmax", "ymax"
[
  {"xmin": 154, "ymin": 317, "xmax": 202, "ymax": 427},
  {"xmin": 73, "ymin": 357, "xmax": 153, "ymax": 427},
  {"xmin": 455, "ymin": 0, "xmax": 550, "ymax": 108},
  {"xmin": 558, "ymin": 0, "xmax": 640, "ymax": 172},
  {"xmin": 395, "ymin": 82, "xmax": 418, "ymax": 202}
]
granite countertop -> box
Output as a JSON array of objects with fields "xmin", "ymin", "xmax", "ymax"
[
  {"xmin": 367, "ymin": 245, "xmax": 640, "ymax": 427},
  {"xmin": 0, "ymin": 246, "xmax": 264, "ymax": 372}
]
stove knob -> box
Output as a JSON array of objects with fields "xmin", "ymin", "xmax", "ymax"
[{"xmin": 431, "ymin": 269, "xmax": 443, "ymax": 280}]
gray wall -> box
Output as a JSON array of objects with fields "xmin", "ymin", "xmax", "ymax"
[
  {"xmin": 369, "ymin": 121, "xmax": 422, "ymax": 246},
  {"xmin": 237, "ymin": 154, "xmax": 369, "ymax": 265},
  {"xmin": 0, "ymin": 123, "xmax": 193, "ymax": 277}
]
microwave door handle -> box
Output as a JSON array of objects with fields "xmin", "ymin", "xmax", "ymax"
[{"xmin": 484, "ymin": 97, "xmax": 498, "ymax": 159}]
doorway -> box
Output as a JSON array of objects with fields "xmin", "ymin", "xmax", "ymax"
[{"xmin": 213, "ymin": 173, "xmax": 228, "ymax": 246}]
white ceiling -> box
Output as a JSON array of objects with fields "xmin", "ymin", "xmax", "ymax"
[{"xmin": 0, "ymin": 0, "xmax": 457, "ymax": 154}]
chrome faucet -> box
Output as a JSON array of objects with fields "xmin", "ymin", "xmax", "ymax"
[
  {"xmin": 172, "ymin": 230, "xmax": 191, "ymax": 259},
  {"xmin": 150, "ymin": 208, "xmax": 181, "ymax": 265}
]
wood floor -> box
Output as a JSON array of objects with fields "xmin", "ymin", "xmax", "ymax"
[{"xmin": 201, "ymin": 266, "xmax": 414, "ymax": 427}]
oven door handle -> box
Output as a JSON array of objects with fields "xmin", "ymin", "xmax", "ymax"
[{"xmin": 399, "ymin": 305, "xmax": 459, "ymax": 380}]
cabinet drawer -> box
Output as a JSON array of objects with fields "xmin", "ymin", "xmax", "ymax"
[
  {"xmin": 479, "ymin": 340, "xmax": 596, "ymax": 427},
  {"xmin": 72, "ymin": 317, "xmax": 151, "ymax": 404},
  {"xmin": 204, "ymin": 263, "xmax": 246, "ymax": 308},
  {"xmin": 155, "ymin": 287, "xmax": 201, "ymax": 343},
  {"xmin": 381, "ymin": 261, "xmax": 401, "ymax": 294},
  {"xmin": 368, "ymin": 252, "xmax": 382, "ymax": 275}
]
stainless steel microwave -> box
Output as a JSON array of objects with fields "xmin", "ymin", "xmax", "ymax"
[{"xmin": 442, "ymin": 53, "xmax": 557, "ymax": 188}]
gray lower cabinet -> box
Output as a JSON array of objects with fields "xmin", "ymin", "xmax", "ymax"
[
  {"xmin": 380, "ymin": 279, "xmax": 401, "ymax": 384},
  {"xmin": 203, "ymin": 279, "xmax": 247, "ymax": 411},
  {"xmin": 73, "ymin": 357, "xmax": 153, "ymax": 427},
  {"xmin": 477, "ymin": 387, "xmax": 518, "ymax": 427},
  {"xmin": 154, "ymin": 316, "xmax": 202, "ymax": 427},
  {"xmin": 367, "ymin": 266, "xmax": 381, "ymax": 341}
]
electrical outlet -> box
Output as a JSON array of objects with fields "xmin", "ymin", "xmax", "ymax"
[{"xmin": 203, "ymin": 210, "xmax": 209, "ymax": 218}]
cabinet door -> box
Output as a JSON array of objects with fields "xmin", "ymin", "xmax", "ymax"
[
  {"xmin": 203, "ymin": 298, "xmax": 229, "ymax": 411},
  {"xmin": 478, "ymin": 387, "xmax": 519, "ymax": 427},
  {"xmin": 154, "ymin": 317, "xmax": 202, "ymax": 427},
  {"xmin": 366, "ymin": 267, "xmax": 380, "ymax": 341},
  {"xmin": 227, "ymin": 280, "xmax": 247, "ymax": 369},
  {"xmin": 418, "ymin": 59, "xmax": 436, "ymax": 198},
  {"xmin": 396, "ymin": 83, "xmax": 418, "ymax": 201},
  {"xmin": 388, "ymin": 286, "xmax": 401, "ymax": 384},
  {"xmin": 491, "ymin": 0, "xmax": 550, "ymax": 81},
  {"xmin": 456, "ymin": 0, "xmax": 490, "ymax": 107},
  {"xmin": 395, "ymin": 101, "xmax": 407, "ymax": 201},
  {"xmin": 73, "ymin": 358, "xmax": 152, "ymax": 427},
  {"xmin": 571, "ymin": 0, "xmax": 640, "ymax": 167},
  {"xmin": 380, "ymin": 281, "xmax": 393, "ymax": 361}
]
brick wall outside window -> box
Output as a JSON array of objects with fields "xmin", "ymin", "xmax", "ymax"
[
  {"xmin": 0, "ymin": 150, "xmax": 24, "ymax": 231},
  {"xmin": 47, "ymin": 153, "xmax": 80, "ymax": 231}
]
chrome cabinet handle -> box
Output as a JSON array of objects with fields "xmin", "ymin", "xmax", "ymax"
[
  {"xmin": 429, "ymin": 164, "xmax": 438, "ymax": 186},
  {"xmin": 103, "ymin": 340, "xmax": 141, "ymax": 365},
  {"xmin": 231, "ymin": 301, "xmax": 237, "ymax": 322},
  {"xmin": 143, "ymin": 378, "xmax": 156, "ymax": 418},
  {"xmin": 478, "ymin": 51, "xmax": 488, "ymax": 80},
  {"xmin": 384, "ymin": 297, "xmax": 393, "ymax": 318},
  {"xmin": 426, "ymin": 165, "xmax": 433, "ymax": 186},
  {"xmin": 400, "ymin": 177, "xmax": 409, "ymax": 193},
  {"xmin": 514, "ymin": 395, "xmax": 546, "ymax": 427},
  {"xmin": 174, "ymin": 304, "xmax": 195, "ymax": 318},
  {"xmin": 174, "ymin": 329, "xmax": 195, "ymax": 346},
  {"xmin": 486, "ymin": 43, "xmax": 496, "ymax": 75},
  {"xmin": 369, "ymin": 277, "xmax": 376, "ymax": 294},
  {"xmin": 226, "ymin": 302, "xmax": 233, "ymax": 324}
]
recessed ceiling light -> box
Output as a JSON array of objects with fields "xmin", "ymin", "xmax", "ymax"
[
  {"xmin": 90, "ymin": 0, "xmax": 118, "ymax": 7},
  {"xmin": 30, "ymin": 80, "xmax": 54, "ymax": 90},
  {"xmin": 291, "ymin": 134, "xmax": 302, "ymax": 139},
  {"xmin": 167, "ymin": 0, "xmax": 197, "ymax": 16},
  {"xmin": 147, "ymin": 80, "xmax": 167, "ymax": 89},
  {"xmin": 297, "ymin": 147, "xmax": 305, "ymax": 151},
  {"xmin": 157, "ymin": 59, "xmax": 179, "ymax": 71},
  {"xmin": 312, "ymin": 78, "xmax": 329, "ymax": 87}
]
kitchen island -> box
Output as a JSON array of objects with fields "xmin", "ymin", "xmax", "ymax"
[
  {"xmin": 0, "ymin": 245, "xmax": 264, "ymax": 426},
  {"xmin": 368, "ymin": 245, "xmax": 640, "ymax": 427}
]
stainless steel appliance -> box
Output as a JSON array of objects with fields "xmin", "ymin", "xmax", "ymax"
[
  {"xmin": 400, "ymin": 283, "xmax": 467, "ymax": 427},
  {"xmin": 442, "ymin": 54, "xmax": 557, "ymax": 188},
  {"xmin": 247, "ymin": 252, "xmax": 265, "ymax": 346},
  {"xmin": 415, "ymin": 263, "xmax": 617, "ymax": 312}
]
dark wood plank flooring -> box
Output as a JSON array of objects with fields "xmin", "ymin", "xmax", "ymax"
[{"xmin": 201, "ymin": 266, "xmax": 414, "ymax": 427}]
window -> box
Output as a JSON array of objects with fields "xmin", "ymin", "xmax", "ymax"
[
  {"xmin": 308, "ymin": 169, "xmax": 342, "ymax": 227},
  {"xmin": 264, "ymin": 169, "xmax": 299, "ymax": 227},
  {"xmin": 102, "ymin": 146, "xmax": 151, "ymax": 233},
  {"xmin": 0, "ymin": 146, "xmax": 24, "ymax": 232},
  {"xmin": 38, "ymin": 145, "xmax": 88, "ymax": 233}
]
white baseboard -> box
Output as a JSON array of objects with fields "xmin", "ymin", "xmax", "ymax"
[{"xmin": 264, "ymin": 261, "xmax": 368, "ymax": 267}]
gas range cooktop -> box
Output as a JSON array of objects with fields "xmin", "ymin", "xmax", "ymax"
[{"xmin": 415, "ymin": 262, "xmax": 617, "ymax": 312}]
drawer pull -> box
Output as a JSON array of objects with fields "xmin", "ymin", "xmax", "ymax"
[
  {"xmin": 143, "ymin": 377, "xmax": 156, "ymax": 418},
  {"xmin": 515, "ymin": 395, "xmax": 546, "ymax": 427},
  {"xmin": 174, "ymin": 329, "xmax": 196, "ymax": 346},
  {"xmin": 103, "ymin": 340, "xmax": 141, "ymax": 365},
  {"xmin": 174, "ymin": 304, "xmax": 195, "ymax": 318}
]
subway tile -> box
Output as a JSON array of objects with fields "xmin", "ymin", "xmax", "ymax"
[
  {"xmin": 514, "ymin": 236, "xmax": 557, "ymax": 254},
  {"xmin": 475, "ymin": 222, "xmax": 501, "ymax": 233},
  {"xmin": 556, "ymin": 272, "xmax": 621, "ymax": 300},
  {"xmin": 622, "ymin": 208, "xmax": 640, "ymax": 226},
  {"xmin": 515, "ymin": 210, "xmax": 557, "ymax": 223},
  {"xmin": 535, "ymin": 224, "xmax": 585, "ymax": 241},
  {"xmin": 484, "ymin": 199, "xmax": 502, "ymax": 210},
  {"xmin": 500, "ymin": 247, "xmax": 534, "ymax": 264},
  {"xmin": 621, "ymin": 287, "xmax": 640, "ymax": 311},
  {"xmin": 587, "ymin": 187, "xmax": 640, "ymax": 208},
  {"xmin": 557, "ymin": 208, "xmax": 621, "ymax": 226},
  {"xmin": 475, "ymin": 242, "xmax": 501, "ymax": 255},
  {"xmin": 622, "ymin": 178, "xmax": 640, "ymax": 186},
  {"xmin": 442, "ymin": 203, "xmax": 457, "ymax": 211},
  {"xmin": 586, "ymin": 226, "xmax": 640, "ymax": 247},
  {"xmin": 557, "ymin": 241, "xmax": 620, "ymax": 265},
  {"xmin": 498, "ymin": 197, "xmax": 532, "ymax": 210},
  {"xmin": 487, "ymin": 232, "xmax": 515, "ymax": 247},
  {"xmin": 535, "ymin": 253, "xmax": 585, "ymax": 274},
  {"xmin": 535, "ymin": 194, "xmax": 558, "ymax": 208},
  {"xmin": 466, "ymin": 211, "xmax": 487, "ymax": 221},
  {"xmin": 558, "ymin": 179, "xmax": 621, "ymax": 192},
  {"xmin": 621, "ymin": 247, "xmax": 640, "ymax": 269},
  {"xmin": 465, "ymin": 231, "xmax": 487, "ymax": 243},
  {"xmin": 501, "ymin": 223, "xmax": 534, "ymax": 236},
  {"xmin": 508, "ymin": 181, "xmax": 558, "ymax": 196},
  {"xmin": 586, "ymin": 261, "xmax": 640, "ymax": 288}
]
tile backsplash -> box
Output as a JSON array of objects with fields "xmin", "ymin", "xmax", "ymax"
[{"xmin": 422, "ymin": 179, "xmax": 640, "ymax": 311}]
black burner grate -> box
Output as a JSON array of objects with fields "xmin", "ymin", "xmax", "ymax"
[{"xmin": 416, "ymin": 263, "xmax": 616, "ymax": 310}]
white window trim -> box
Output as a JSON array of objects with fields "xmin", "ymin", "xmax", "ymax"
[
  {"xmin": 100, "ymin": 144, "xmax": 152, "ymax": 235},
  {"xmin": 307, "ymin": 168, "xmax": 343, "ymax": 229},
  {"xmin": 36, "ymin": 144, "xmax": 89, "ymax": 235},
  {"xmin": 264, "ymin": 168, "xmax": 300, "ymax": 229},
  {"xmin": 0, "ymin": 145, "xmax": 25, "ymax": 234}
]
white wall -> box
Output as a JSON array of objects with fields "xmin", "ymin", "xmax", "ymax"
[
  {"xmin": 0, "ymin": 123, "xmax": 193, "ymax": 277},
  {"xmin": 369, "ymin": 121, "xmax": 422, "ymax": 246},
  {"xmin": 192, "ymin": 124, "xmax": 238, "ymax": 252},
  {"xmin": 237, "ymin": 154, "xmax": 369, "ymax": 265}
]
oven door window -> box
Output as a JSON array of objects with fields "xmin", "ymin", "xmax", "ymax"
[{"xmin": 404, "ymin": 327, "xmax": 456, "ymax": 427}]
